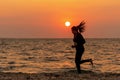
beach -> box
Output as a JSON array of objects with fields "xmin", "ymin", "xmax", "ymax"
[
  {"xmin": 0, "ymin": 38, "xmax": 120, "ymax": 80},
  {"xmin": 0, "ymin": 70, "xmax": 120, "ymax": 80}
]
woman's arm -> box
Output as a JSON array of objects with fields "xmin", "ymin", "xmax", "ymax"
[{"xmin": 71, "ymin": 42, "xmax": 77, "ymax": 48}]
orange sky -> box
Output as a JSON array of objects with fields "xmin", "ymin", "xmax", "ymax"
[{"xmin": 0, "ymin": 0, "xmax": 120, "ymax": 38}]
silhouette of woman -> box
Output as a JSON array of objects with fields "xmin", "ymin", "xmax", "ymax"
[{"xmin": 71, "ymin": 21, "xmax": 93, "ymax": 73}]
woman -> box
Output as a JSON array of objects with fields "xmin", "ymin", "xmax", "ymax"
[{"xmin": 71, "ymin": 21, "xmax": 93, "ymax": 73}]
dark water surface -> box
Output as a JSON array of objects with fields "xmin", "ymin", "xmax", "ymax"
[{"xmin": 0, "ymin": 38, "xmax": 120, "ymax": 73}]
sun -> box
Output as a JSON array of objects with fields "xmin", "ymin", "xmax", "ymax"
[{"xmin": 65, "ymin": 21, "xmax": 71, "ymax": 27}]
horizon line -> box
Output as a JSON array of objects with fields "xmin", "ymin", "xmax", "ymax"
[{"xmin": 0, "ymin": 37, "xmax": 120, "ymax": 39}]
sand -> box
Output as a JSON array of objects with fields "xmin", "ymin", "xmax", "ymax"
[{"xmin": 0, "ymin": 70, "xmax": 120, "ymax": 80}]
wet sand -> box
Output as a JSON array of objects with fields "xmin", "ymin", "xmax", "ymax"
[{"xmin": 0, "ymin": 70, "xmax": 120, "ymax": 80}]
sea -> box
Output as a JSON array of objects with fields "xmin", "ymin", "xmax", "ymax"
[{"xmin": 0, "ymin": 38, "xmax": 120, "ymax": 73}]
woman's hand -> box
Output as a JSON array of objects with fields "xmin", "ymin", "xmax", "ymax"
[{"xmin": 71, "ymin": 45, "xmax": 76, "ymax": 48}]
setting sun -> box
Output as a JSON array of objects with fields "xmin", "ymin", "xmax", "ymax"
[{"xmin": 65, "ymin": 21, "xmax": 71, "ymax": 27}]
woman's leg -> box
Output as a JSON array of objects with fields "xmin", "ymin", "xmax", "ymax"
[
  {"xmin": 75, "ymin": 50, "xmax": 83, "ymax": 73},
  {"xmin": 76, "ymin": 47, "xmax": 93, "ymax": 65},
  {"xmin": 80, "ymin": 59, "xmax": 92, "ymax": 64},
  {"xmin": 75, "ymin": 56, "xmax": 81, "ymax": 73},
  {"xmin": 75, "ymin": 48, "xmax": 93, "ymax": 73}
]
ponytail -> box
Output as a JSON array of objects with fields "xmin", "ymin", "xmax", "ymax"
[{"xmin": 77, "ymin": 21, "xmax": 85, "ymax": 33}]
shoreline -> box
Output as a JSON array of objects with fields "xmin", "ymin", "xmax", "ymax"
[{"xmin": 0, "ymin": 70, "xmax": 120, "ymax": 80}]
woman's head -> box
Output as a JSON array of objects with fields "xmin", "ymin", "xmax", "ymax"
[
  {"xmin": 71, "ymin": 26, "xmax": 78, "ymax": 34},
  {"xmin": 71, "ymin": 21, "xmax": 86, "ymax": 34}
]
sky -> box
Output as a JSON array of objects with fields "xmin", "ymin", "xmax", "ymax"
[{"xmin": 0, "ymin": 0, "xmax": 120, "ymax": 38}]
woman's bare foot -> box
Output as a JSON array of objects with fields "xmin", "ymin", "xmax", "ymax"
[{"xmin": 89, "ymin": 59, "xmax": 93, "ymax": 67}]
